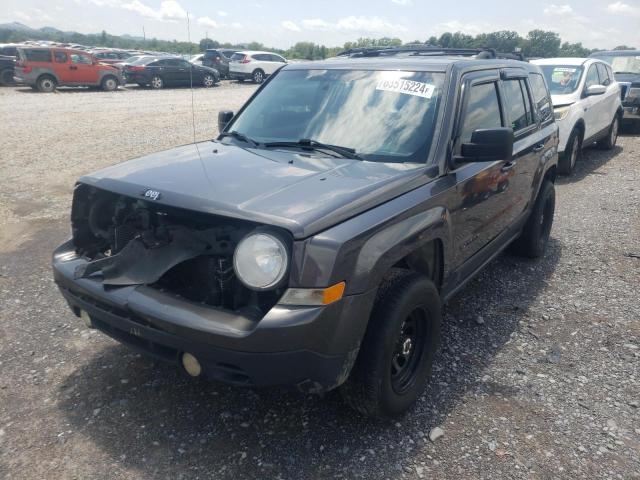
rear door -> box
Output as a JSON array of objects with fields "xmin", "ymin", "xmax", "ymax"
[
  {"xmin": 68, "ymin": 51, "xmax": 99, "ymax": 85},
  {"xmin": 596, "ymin": 62, "xmax": 619, "ymax": 128},
  {"xmin": 162, "ymin": 58, "xmax": 189, "ymax": 85},
  {"xmin": 497, "ymin": 71, "xmax": 545, "ymax": 227}
]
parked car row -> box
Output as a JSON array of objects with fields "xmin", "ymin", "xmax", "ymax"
[
  {"xmin": 531, "ymin": 57, "xmax": 623, "ymax": 174},
  {"xmin": 10, "ymin": 46, "xmax": 225, "ymax": 91}
]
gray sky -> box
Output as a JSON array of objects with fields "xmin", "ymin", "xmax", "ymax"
[{"xmin": 2, "ymin": 0, "xmax": 639, "ymax": 49}]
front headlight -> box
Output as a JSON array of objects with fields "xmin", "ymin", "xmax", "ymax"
[
  {"xmin": 233, "ymin": 232, "xmax": 288, "ymax": 290},
  {"xmin": 554, "ymin": 106, "xmax": 570, "ymax": 121}
]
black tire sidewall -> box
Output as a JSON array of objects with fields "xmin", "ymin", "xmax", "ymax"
[
  {"xmin": 253, "ymin": 69, "xmax": 264, "ymax": 83},
  {"xmin": 344, "ymin": 272, "xmax": 441, "ymax": 418},
  {"xmin": 37, "ymin": 76, "xmax": 56, "ymax": 92},
  {"xmin": 520, "ymin": 180, "xmax": 555, "ymax": 258},
  {"xmin": 101, "ymin": 76, "xmax": 117, "ymax": 91},
  {"xmin": 559, "ymin": 129, "xmax": 580, "ymax": 174}
]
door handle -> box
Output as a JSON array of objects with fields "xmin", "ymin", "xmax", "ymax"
[
  {"xmin": 532, "ymin": 143, "xmax": 545, "ymax": 152},
  {"xmin": 501, "ymin": 161, "xmax": 517, "ymax": 172}
]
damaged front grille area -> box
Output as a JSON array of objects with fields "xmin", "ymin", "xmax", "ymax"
[{"xmin": 71, "ymin": 184, "xmax": 287, "ymax": 319}]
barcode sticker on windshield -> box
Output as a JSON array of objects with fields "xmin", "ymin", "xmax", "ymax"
[{"xmin": 376, "ymin": 79, "xmax": 435, "ymax": 98}]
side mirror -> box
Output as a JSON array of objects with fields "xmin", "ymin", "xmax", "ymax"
[
  {"xmin": 585, "ymin": 84, "xmax": 606, "ymax": 96},
  {"xmin": 460, "ymin": 128, "xmax": 514, "ymax": 162},
  {"xmin": 218, "ymin": 110, "xmax": 234, "ymax": 133}
]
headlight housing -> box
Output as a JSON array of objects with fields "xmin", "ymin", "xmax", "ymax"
[
  {"xmin": 233, "ymin": 232, "xmax": 288, "ymax": 290},
  {"xmin": 554, "ymin": 106, "xmax": 570, "ymax": 121}
]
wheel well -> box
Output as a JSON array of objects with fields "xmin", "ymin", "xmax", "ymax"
[
  {"xmin": 544, "ymin": 165, "xmax": 557, "ymax": 184},
  {"xmin": 573, "ymin": 119, "xmax": 585, "ymax": 139},
  {"xmin": 37, "ymin": 73, "xmax": 57, "ymax": 84},
  {"xmin": 391, "ymin": 239, "xmax": 443, "ymax": 290},
  {"xmin": 253, "ymin": 68, "xmax": 264, "ymax": 74}
]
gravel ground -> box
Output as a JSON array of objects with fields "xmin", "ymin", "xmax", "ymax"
[{"xmin": 0, "ymin": 84, "xmax": 639, "ymax": 479}]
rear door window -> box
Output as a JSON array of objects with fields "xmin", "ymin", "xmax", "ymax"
[
  {"xmin": 528, "ymin": 73, "xmax": 553, "ymax": 123},
  {"xmin": 459, "ymin": 82, "xmax": 503, "ymax": 145},
  {"xmin": 253, "ymin": 54, "xmax": 269, "ymax": 61},
  {"xmin": 501, "ymin": 79, "xmax": 534, "ymax": 133},
  {"xmin": 24, "ymin": 49, "xmax": 52, "ymax": 62}
]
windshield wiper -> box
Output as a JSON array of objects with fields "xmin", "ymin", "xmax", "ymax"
[
  {"xmin": 263, "ymin": 138, "xmax": 362, "ymax": 160},
  {"xmin": 218, "ymin": 131, "xmax": 259, "ymax": 147},
  {"xmin": 613, "ymin": 71, "xmax": 638, "ymax": 75}
]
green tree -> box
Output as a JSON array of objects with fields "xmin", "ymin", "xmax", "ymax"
[
  {"xmin": 426, "ymin": 36, "xmax": 438, "ymax": 45},
  {"xmin": 558, "ymin": 41, "xmax": 591, "ymax": 57},
  {"xmin": 199, "ymin": 38, "xmax": 219, "ymax": 51},
  {"xmin": 475, "ymin": 30, "xmax": 521, "ymax": 52},
  {"xmin": 523, "ymin": 29, "xmax": 561, "ymax": 58},
  {"xmin": 613, "ymin": 45, "xmax": 636, "ymax": 50}
]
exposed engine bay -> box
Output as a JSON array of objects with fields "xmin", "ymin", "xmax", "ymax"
[{"xmin": 71, "ymin": 184, "xmax": 285, "ymax": 317}]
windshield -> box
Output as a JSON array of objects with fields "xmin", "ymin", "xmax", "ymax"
[
  {"xmin": 539, "ymin": 65, "xmax": 584, "ymax": 95},
  {"xmin": 228, "ymin": 69, "xmax": 445, "ymax": 163},
  {"xmin": 590, "ymin": 54, "xmax": 640, "ymax": 74}
]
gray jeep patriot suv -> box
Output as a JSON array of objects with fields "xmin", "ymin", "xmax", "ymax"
[{"xmin": 53, "ymin": 47, "xmax": 558, "ymax": 418}]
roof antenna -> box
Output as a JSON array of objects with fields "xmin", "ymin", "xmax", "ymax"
[{"xmin": 186, "ymin": 12, "xmax": 198, "ymax": 146}]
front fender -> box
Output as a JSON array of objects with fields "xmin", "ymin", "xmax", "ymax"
[{"xmin": 289, "ymin": 180, "xmax": 453, "ymax": 296}]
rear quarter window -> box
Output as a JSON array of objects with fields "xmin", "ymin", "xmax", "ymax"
[
  {"xmin": 231, "ymin": 53, "xmax": 245, "ymax": 61},
  {"xmin": 23, "ymin": 49, "xmax": 52, "ymax": 62}
]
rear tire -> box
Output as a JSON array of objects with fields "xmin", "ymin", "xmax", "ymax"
[
  {"xmin": 0, "ymin": 68, "xmax": 14, "ymax": 86},
  {"xmin": 510, "ymin": 180, "xmax": 555, "ymax": 259},
  {"xmin": 150, "ymin": 75, "xmax": 164, "ymax": 89},
  {"xmin": 341, "ymin": 270, "xmax": 441, "ymax": 419},
  {"xmin": 558, "ymin": 128, "xmax": 581, "ymax": 175},
  {"xmin": 101, "ymin": 75, "xmax": 118, "ymax": 91},
  {"xmin": 36, "ymin": 75, "xmax": 56, "ymax": 93},
  {"xmin": 597, "ymin": 115, "xmax": 619, "ymax": 150},
  {"xmin": 252, "ymin": 69, "xmax": 265, "ymax": 84}
]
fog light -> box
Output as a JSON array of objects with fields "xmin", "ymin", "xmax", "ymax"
[
  {"xmin": 182, "ymin": 353, "xmax": 202, "ymax": 377},
  {"xmin": 80, "ymin": 310, "xmax": 94, "ymax": 328}
]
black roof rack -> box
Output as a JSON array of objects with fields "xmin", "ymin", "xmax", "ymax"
[{"xmin": 336, "ymin": 45, "xmax": 525, "ymax": 61}]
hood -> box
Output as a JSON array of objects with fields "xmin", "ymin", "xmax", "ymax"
[
  {"xmin": 550, "ymin": 93, "xmax": 577, "ymax": 108},
  {"xmin": 79, "ymin": 142, "xmax": 433, "ymax": 239}
]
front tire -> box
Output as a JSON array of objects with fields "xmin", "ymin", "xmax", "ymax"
[
  {"xmin": 150, "ymin": 75, "xmax": 164, "ymax": 89},
  {"xmin": 202, "ymin": 73, "xmax": 215, "ymax": 88},
  {"xmin": 341, "ymin": 271, "xmax": 442, "ymax": 419},
  {"xmin": 36, "ymin": 75, "xmax": 56, "ymax": 93},
  {"xmin": 558, "ymin": 128, "xmax": 581, "ymax": 175},
  {"xmin": 510, "ymin": 180, "xmax": 555, "ymax": 259},
  {"xmin": 101, "ymin": 76, "xmax": 118, "ymax": 91},
  {"xmin": 597, "ymin": 115, "xmax": 619, "ymax": 150}
]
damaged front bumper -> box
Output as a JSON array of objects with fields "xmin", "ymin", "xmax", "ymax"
[{"xmin": 53, "ymin": 240, "xmax": 374, "ymax": 392}]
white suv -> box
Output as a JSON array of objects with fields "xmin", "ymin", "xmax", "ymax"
[
  {"xmin": 531, "ymin": 58, "xmax": 622, "ymax": 174},
  {"xmin": 229, "ymin": 51, "xmax": 287, "ymax": 84}
]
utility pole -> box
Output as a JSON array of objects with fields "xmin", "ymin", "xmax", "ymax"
[{"xmin": 142, "ymin": 26, "xmax": 146, "ymax": 45}]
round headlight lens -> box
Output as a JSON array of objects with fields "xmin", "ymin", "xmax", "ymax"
[{"xmin": 233, "ymin": 233, "xmax": 288, "ymax": 290}]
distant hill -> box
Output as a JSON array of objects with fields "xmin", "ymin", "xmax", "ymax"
[{"xmin": 0, "ymin": 22, "xmax": 198, "ymax": 54}]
